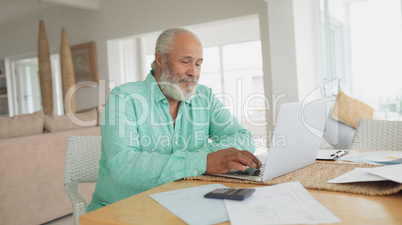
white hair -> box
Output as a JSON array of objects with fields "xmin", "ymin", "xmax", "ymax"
[{"xmin": 150, "ymin": 28, "xmax": 200, "ymax": 71}]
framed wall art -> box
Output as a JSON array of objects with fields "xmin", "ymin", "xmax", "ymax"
[{"xmin": 70, "ymin": 41, "xmax": 99, "ymax": 83}]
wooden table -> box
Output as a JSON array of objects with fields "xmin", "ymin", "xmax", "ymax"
[{"xmin": 80, "ymin": 150, "xmax": 402, "ymax": 225}]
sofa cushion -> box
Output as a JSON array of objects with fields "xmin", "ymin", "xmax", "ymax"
[
  {"xmin": 0, "ymin": 110, "xmax": 44, "ymax": 139},
  {"xmin": 76, "ymin": 106, "xmax": 97, "ymax": 114},
  {"xmin": 332, "ymin": 91, "xmax": 374, "ymax": 128},
  {"xmin": 44, "ymin": 107, "xmax": 97, "ymax": 132},
  {"xmin": 77, "ymin": 105, "xmax": 105, "ymax": 126}
]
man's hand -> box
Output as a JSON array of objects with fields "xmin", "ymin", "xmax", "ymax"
[{"xmin": 206, "ymin": 148, "xmax": 262, "ymax": 174}]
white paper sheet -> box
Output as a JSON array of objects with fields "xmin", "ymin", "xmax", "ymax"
[
  {"xmin": 363, "ymin": 153, "xmax": 402, "ymax": 164},
  {"xmin": 339, "ymin": 152, "xmax": 387, "ymax": 165},
  {"xmin": 328, "ymin": 164, "xmax": 402, "ymax": 184},
  {"xmin": 327, "ymin": 168, "xmax": 388, "ymax": 183},
  {"xmin": 224, "ymin": 181, "xmax": 340, "ymax": 225},
  {"xmin": 150, "ymin": 183, "xmax": 229, "ymax": 225},
  {"xmin": 369, "ymin": 164, "xmax": 402, "ymax": 184},
  {"xmin": 367, "ymin": 164, "xmax": 402, "ymax": 183}
]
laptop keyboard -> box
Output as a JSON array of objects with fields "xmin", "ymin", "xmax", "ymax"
[{"xmin": 229, "ymin": 163, "xmax": 266, "ymax": 177}]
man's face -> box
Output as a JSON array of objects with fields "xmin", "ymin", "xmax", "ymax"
[{"xmin": 158, "ymin": 33, "xmax": 203, "ymax": 101}]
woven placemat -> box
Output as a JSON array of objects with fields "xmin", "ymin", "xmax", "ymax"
[{"xmin": 185, "ymin": 161, "xmax": 402, "ymax": 196}]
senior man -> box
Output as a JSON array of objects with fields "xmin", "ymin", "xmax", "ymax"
[{"xmin": 88, "ymin": 28, "xmax": 261, "ymax": 211}]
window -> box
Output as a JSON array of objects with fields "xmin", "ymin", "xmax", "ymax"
[
  {"xmin": 321, "ymin": 0, "xmax": 402, "ymax": 120},
  {"xmin": 199, "ymin": 47, "xmax": 222, "ymax": 94},
  {"xmin": 201, "ymin": 41, "xmax": 265, "ymax": 120}
]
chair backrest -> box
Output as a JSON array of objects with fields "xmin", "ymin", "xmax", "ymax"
[
  {"xmin": 350, "ymin": 119, "xmax": 402, "ymax": 151},
  {"xmin": 64, "ymin": 136, "xmax": 101, "ymax": 225},
  {"xmin": 64, "ymin": 136, "xmax": 102, "ymax": 185}
]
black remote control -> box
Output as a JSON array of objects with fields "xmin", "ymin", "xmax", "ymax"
[{"xmin": 204, "ymin": 188, "xmax": 255, "ymax": 201}]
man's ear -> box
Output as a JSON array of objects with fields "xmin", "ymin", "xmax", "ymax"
[{"xmin": 155, "ymin": 51, "xmax": 163, "ymax": 68}]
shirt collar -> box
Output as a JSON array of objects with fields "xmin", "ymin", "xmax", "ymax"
[{"xmin": 145, "ymin": 70, "xmax": 192, "ymax": 105}]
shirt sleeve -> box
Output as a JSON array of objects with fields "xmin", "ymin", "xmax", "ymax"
[
  {"xmin": 195, "ymin": 91, "xmax": 256, "ymax": 154},
  {"xmin": 101, "ymin": 88, "xmax": 208, "ymax": 190}
]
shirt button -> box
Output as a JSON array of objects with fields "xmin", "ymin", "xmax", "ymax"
[
  {"xmin": 175, "ymin": 141, "xmax": 178, "ymax": 144},
  {"xmin": 194, "ymin": 171, "xmax": 198, "ymax": 175}
]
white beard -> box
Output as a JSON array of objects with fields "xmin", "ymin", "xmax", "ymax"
[{"xmin": 159, "ymin": 63, "xmax": 199, "ymax": 101}]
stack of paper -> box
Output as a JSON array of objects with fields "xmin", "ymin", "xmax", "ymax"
[{"xmin": 328, "ymin": 164, "xmax": 402, "ymax": 184}]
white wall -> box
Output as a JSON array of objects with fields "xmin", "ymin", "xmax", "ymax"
[
  {"xmin": 294, "ymin": 0, "xmax": 322, "ymax": 101},
  {"xmin": 267, "ymin": 0, "xmax": 299, "ymax": 103},
  {"xmin": 267, "ymin": 0, "xmax": 322, "ymax": 103}
]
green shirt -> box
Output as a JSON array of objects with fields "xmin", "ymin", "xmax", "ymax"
[{"xmin": 87, "ymin": 72, "xmax": 255, "ymax": 212}]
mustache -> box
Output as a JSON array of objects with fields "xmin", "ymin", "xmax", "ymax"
[{"xmin": 178, "ymin": 76, "xmax": 198, "ymax": 84}]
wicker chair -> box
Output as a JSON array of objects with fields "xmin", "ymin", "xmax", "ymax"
[
  {"xmin": 350, "ymin": 119, "xmax": 402, "ymax": 151},
  {"xmin": 64, "ymin": 136, "xmax": 101, "ymax": 225}
]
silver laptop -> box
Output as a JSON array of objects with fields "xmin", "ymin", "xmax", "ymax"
[{"xmin": 209, "ymin": 100, "xmax": 328, "ymax": 182}]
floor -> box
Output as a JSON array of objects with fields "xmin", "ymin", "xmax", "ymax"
[{"xmin": 42, "ymin": 214, "xmax": 73, "ymax": 225}]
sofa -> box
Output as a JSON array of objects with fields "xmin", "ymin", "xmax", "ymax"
[{"xmin": 0, "ymin": 108, "xmax": 102, "ymax": 225}]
